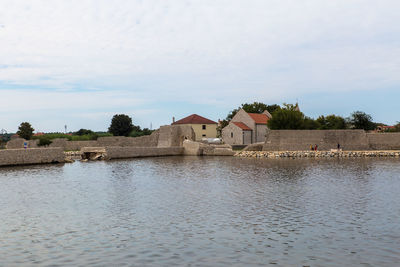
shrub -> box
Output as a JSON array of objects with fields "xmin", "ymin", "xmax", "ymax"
[{"xmin": 37, "ymin": 137, "xmax": 52, "ymax": 147}]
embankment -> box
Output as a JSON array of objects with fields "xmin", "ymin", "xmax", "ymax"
[
  {"xmin": 262, "ymin": 130, "xmax": 400, "ymax": 151},
  {"xmin": 236, "ymin": 150, "xmax": 400, "ymax": 158},
  {"xmin": 0, "ymin": 148, "xmax": 65, "ymax": 167},
  {"xmin": 104, "ymin": 147, "xmax": 184, "ymax": 160}
]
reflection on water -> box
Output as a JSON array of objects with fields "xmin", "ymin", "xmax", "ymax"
[{"xmin": 1, "ymin": 157, "xmax": 400, "ymax": 266}]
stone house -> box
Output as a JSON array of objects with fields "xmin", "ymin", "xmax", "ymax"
[
  {"xmin": 222, "ymin": 109, "xmax": 271, "ymax": 145},
  {"xmin": 172, "ymin": 114, "xmax": 218, "ymax": 141}
]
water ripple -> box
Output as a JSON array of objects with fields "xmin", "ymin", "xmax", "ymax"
[{"xmin": 0, "ymin": 157, "xmax": 400, "ymax": 266}]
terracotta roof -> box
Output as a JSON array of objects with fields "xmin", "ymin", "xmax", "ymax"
[
  {"xmin": 172, "ymin": 114, "xmax": 217, "ymax": 125},
  {"xmin": 232, "ymin": 122, "xmax": 252, "ymax": 131},
  {"xmin": 248, "ymin": 113, "xmax": 269, "ymax": 124}
]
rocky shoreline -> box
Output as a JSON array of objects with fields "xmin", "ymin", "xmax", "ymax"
[{"xmin": 235, "ymin": 150, "xmax": 400, "ymax": 158}]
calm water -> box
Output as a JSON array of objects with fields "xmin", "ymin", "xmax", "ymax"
[{"xmin": 0, "ymin": 157, "xmax": 400, "ymax": 267}]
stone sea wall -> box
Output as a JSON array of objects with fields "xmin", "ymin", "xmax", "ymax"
[
  {"xmin": 367, "ymin": 133, "xmax": 400, "ymax": 150},
  {"xmin": 5, "ymin": 127, "xmax": 183, "ymax": 151},
  {"xmin": 182, "ymin": 140, "xmax": 235, "ymax": 156},
  {"xmin": 262, "ymin": 130, "xmax": 400, "ymax": 151},
  {"xmin": 263, "ymin": 130, "xmax": 370, "ymax": 151},
  {"xmin": 0, "ymin": 148, "xmax": 65, "ymax": 167},
  {"xmin": 105, "ymin": 147, "xmax": 184, "ymax": 160},
  {"xmin": 236, "ymin": 150, "xmax": 400, "ymax": 158}
]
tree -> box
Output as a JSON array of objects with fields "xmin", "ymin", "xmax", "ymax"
[
  {"xmin": 317, "ymin": 115, "xmax": 347, "ymax": 129},
  {"xmin": 37, "ymin": 137, "xmax": 52, "ymax": 147},
  {"xmin": 108, "ymin": 114, "xmax": 134, "ymax": 136},
  {"xmin": 349, "ymin": 111, "xmax": 375, "ymax": 130},
  {"xmin": 267, "ymin": 105, "xmax": 305, "ymax": 129},
  {"xmin": 75, "ymin": 129, "xmax": 94, "ymax": 136},
  {"xmin": 226, "ymin": 102, "xmax": 280, "ymax": 120},
  {"xmin": 303, "ymin": 116, "xmax": 320, "ymax": 130},
  {"xmin": 17, "ymin": 122, "xmax": 34, "ymax": 140}
]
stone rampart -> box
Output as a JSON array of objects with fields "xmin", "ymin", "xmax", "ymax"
[
  {"xmin": 6, "ymin": 125, "xmax": 194, "ymax": 153},
  {"xmin": 0, "ymin": 148, "xmax": 65, "ymax": 167},
  {"xmin": 236, "ymin": 150, "xmax": 400, "ymax": 158},
  {"xmin": 105, "ymin": 146, "xmax": 184, "ymax": 160},
  {"xmin": 262, "ymin": 130, "xmax": 370, "ymax": 151},
  {"xmin": 158, "ymin": 125, "xmax": 195, "ymax": 147},
  {"xmin": 6, "ymin": 138, "xmax": 39, "ymax": 149},
  {"xmin": 182, "ymin": 140, "xmax": 235, "ymax": 156},
  {"xmin": 367, "ymin": 133, "xmax": 400, "ymax": 150}
]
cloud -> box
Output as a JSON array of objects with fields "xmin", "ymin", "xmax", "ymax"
[{"xmin": 1, "ymin": 0, "xmax": 400, "ymax": 130}]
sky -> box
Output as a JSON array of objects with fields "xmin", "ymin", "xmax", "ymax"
[{"xmin": 1, "ymin": 0, "xmax": 399, "ymax": 132}]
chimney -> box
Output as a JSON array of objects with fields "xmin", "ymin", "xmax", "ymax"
[{"xmin": 172, "ymin": 117, "xmax": 175, "ymax": 124}]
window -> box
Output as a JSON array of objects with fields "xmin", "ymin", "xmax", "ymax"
[
  {"xmin": 231, "ymin": 132, "xmax": 233, "ymax": 138},
  {"xmin": 202, "ymin": 125, "xmax": 206, "ymax": 130}
]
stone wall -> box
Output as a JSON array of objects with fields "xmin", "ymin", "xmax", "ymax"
[
  {"xmin": 157, "ymin": 125, "xmax": 195, "ymax": 147},
  {"xmin": 262, "ymin": 130, "xmax": 370, "ymax": 151},
  {"xmin": 97, "ymin": 130, "xmax": 160, "ymax": 147},
  {"xmin": 182, "ymin": 140, "xmax": 235, "ymax": 156},
  {"xmin": 105, "ymin": 146, "xmax": 184, "ymax": 160},
  {"xmin": 6, "ymin": 125, "xmax": 195, "ymax": 152},
  {"xmin": 236, "ymin": 150, "xmax": 400, "ymax": 158},
  {"xmin": 6, "ymin": 138, "xmax": 38, "ymax": 149},
  {"xmin": 367, "ymin": 133, "xmax": 400, "ymax": 150},
  {"xmin": 243, "ymin": 142, "xmax": 264, "ymax": 151},
  {"xmin": 0, "ymin": 148, "xmax": 65, "ymax": 167},
  {"xmin": 221, "ymin": 123, "xmax": 245, "ymax": 145}
]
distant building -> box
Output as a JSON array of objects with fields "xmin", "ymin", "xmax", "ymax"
[
  {"xmin": 376, "ymin": 125, "xmax": 395, "ymax": 132},
  {"xmin": 172, "ymin": 114, "xmax": 218, "ymax": 141},
  {"xmin": 222, "ymin": 109, "xmax": 271, "ymax": 145}
]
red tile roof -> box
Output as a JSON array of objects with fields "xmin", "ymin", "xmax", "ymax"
[
  {"xmin": 248, "ymin": 113, "xmax": 269, "ymax": 124},
  {"xmin": 172, "ymin": 114, "xmax": 217, "ymax": 125},
  {"xmin": 233, "ymin": 122, "xmax": 252, "ymax": 131}
]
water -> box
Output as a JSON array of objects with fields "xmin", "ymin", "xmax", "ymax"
[{"xmin": 0, "ymin": 157, "xmax": 400, "ymax": 266}]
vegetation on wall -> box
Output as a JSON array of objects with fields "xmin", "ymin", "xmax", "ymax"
[{"xmin": 221, "ymin": 102, "xmax": 382, "ymax": 131}]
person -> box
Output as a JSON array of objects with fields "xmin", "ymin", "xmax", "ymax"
[
  {"xmin": 314, "ymin": 144, "xmax": 318, "ymax": 151},
  {"xmin": 337, "ymin": 143, "xmax": 341, "ymax": 150},
  {"xmin": 310, "ymin": 144, "xmax": 313, "ymax": 151}
]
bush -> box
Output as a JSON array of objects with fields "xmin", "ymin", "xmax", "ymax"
[
  {"xmin": 75, "ymin": 129, "xmax": 94, "ymax": 136},
  {"xmin": 37, "ymin": 137, "xmax": 52, "ymax": 147}
]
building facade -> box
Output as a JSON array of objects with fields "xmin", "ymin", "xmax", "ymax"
[
  {"xmin": 222, "ymin": 109, "xmax": 271, "ymax": 145},
  {"xmin": 172, "ymin": 114, "xmax": 218, "ymax": 141}
]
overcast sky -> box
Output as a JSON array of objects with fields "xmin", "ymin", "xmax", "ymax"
[{"xmin": 1, "ymin": 0, "xmax": 399, "ymax": 132}]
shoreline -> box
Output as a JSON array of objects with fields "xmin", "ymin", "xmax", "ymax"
[{"xmin": 235, "ymin": 150, "xmax": 400, "ymax": 158}]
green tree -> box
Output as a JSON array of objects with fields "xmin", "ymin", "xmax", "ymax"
[
  {"xmin": 317, "ymin": 115, "xmax": 347, "ymax": 129},
  {"xmin": 226, "ymin": 102, "xmax": 280, "ymax": 120},
  {"xmin": 37, "ymin": 137, "xmax": 52, "ymax": 147},
  {"xmin": 108, "ymin": 114, "xmax": 134, "ymax": 136},
  {"xmin": 303, "ymin": 117, "xmax": 320, "ymax": 130},
  {"xmin": 349, "ymin": 111, "xmax": 375, "ymax": 130},
  {"xmin": 17, "ymin": 122, "xmax": 34, "ymax": 140},
  {"xmin": 75, "ymin": 129, "xmax": 94, "ymax": 136},
  {"xmin": 267, "ymin": 105, "xmax": 305, "ymax": 129}
]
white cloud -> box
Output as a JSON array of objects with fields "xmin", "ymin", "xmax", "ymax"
[{"xmin": 1, "ymin": 0, "xmax": 400, "ymax": 129}]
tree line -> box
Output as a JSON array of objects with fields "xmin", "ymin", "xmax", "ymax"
[
  {"xmin": 12, "ymin": 114, "xmax": 153, "ymax": 146},
  {"xmin": 219, "ymin": 102, "xmax": 400, "ymax": 131}
]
